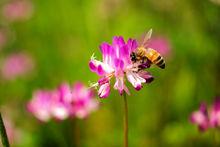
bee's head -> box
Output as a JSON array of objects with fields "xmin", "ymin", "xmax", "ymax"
[{"xmin": 130, "ymin": 52, "xmax": 137, "ymax": 62}]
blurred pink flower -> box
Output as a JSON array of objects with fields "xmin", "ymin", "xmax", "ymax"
[
  {"xmin": 50, "ymin": 83, "xmax": 73, "ymax": 120},
  {"xmin": 148, "ymin": 36, "xmax": 171, "ymax": 57},
  {"xmin": 1, "ymin": 53, "xmax": 34, "ymax": 80},
  {"xmin": 71, "ymin": 82, "xmax": 99, "ymax": 119},
  {"xmin": 27, "ymin": 90, "xmax": 52, "ymax": 122},
  {"xmin": 89, "ymin": 36, "xmax": 153, "ymax": 98},
  {"xmin": 27, "ymin": 82, "xmax": 99, "ymax": 121},
  {"xmin": 2, "ymin": 0, "xmax": 33, "ymax": 22},
  {"xmin": 190, "ymin": 103, "xmax": 209, "ymax": 132},
  {"xmin": 209, "ymin": 97, "xmax": 220, "ymax": 128}
]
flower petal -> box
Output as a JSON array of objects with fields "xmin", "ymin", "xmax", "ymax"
[
  {"xmin": 100, "ymin": 42, "xmax": 113, "ymax": 64},
  {"xmin": 213, "ymin": 97, "xmax": 220, "ymax": 111},
  {"xmin": 98, "ymin": 83, "xmax": 110, "ymax": 98},
  {"xmin": 97, "ymin": 65, "xmax": 105, "ymax": 76},
  {"xmin": 209, "ymin": 98, "xmax": 220, "ymax": 128},
  {"xmin": 51, "ymin": 104, "xmax": 69, "ymax": 120},
  {"xmin": 138, "ymin": 70, "xmax": 154, "ymax": 83},
  {"xmin": 89, "ymin": 60, "xmax": 97, "ymax": 72},
  {"xmin": 89, "ymin": 59, "xmax": 114, "ymax": 76},
  {"xmin": 113, "ymin": 36, "xmax": 125, "ymax": 48},
  {"xmin": 120, "ymin": 45, "xmax": 131, "ymax": 65},
  {"xmin": 190, "ymin": 111, "xmax": 209, "ymax": 131},
  {"xmin": 190, "ymin": 103, "xmax": 209, "ymax": 131},
  {"xmin": 114, "ymin": 58, "xmax": 124, "ymax": 70},
  {"xmin": 114, "ymin": 77, "xmax": 126, "ymax": 95},
  {"xmin": 126, "ymin": 71, "xmax": 145, "ymax": 90},
  {"xmin": 127, "ymin": 38, "xmax": 138, "ymax": 52},
  {"xmin": 98, "ymin": 77, "xmax": 110, "ymax": 85},
  {"xmin": 112, "ymin": 36, "xmax": 126, "ymax": 58},
  {"xmin": 58, "ymin": 83, "xmax": 72, "ymax": 102},
  {"xmin": 27, "ymin": 90, "xmax": 52, "ymax": 122}
]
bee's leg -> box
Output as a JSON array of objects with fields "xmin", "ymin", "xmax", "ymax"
[{"xmin": 141, "ymin": 57, "xmax": 147, "ymax": 63}]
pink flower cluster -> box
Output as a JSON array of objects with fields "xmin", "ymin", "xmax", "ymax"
[
  {"xmin": 27, "ymin": 82, "xmax": 99, "ymax": 122},
  {"xmin": 89, "ymin": 36, "xmax": 153, "ymax": 98},
  {"xmin": 1, "ymin": 53, "xmax": 34, "ymax": 80},
  {"xmin": 190, "ymin": 97, "xmax": 220, "ymax": 132},
  {"xmin": 2, "ymin": 0, "xmax": 33, "ymax": 22}
]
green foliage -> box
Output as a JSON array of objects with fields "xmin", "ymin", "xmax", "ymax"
[{"xmin": 0, "ymin": 0, "xmax": 220, "ymax": 146}]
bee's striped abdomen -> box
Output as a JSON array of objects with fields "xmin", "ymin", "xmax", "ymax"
[{"xmin": 154, "ymin": 55, "xmax": 165, "ymax": 69}]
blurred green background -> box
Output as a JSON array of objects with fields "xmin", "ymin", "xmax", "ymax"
[{"xmin": 0, "ymin": 0, "xmax": 220, "ymax": 146}]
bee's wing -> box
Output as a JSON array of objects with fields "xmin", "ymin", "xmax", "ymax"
[{"xmin": 137, "ymin": 29, "xmax": 153, "ymax": 48}]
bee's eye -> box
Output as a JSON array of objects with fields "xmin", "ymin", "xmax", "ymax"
[{"xmin": 130, "ymin": 52, "xmax": 137, "ymax": 62}]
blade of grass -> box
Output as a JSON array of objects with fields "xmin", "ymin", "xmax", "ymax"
[{"xmin": 0, "ymin": 113, "xmax": 10, "ymax": 147}]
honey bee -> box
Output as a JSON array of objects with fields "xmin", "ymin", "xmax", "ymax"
[{"xmin": 130, "ymin": 29, "xmax": 165, "ymax": 69}]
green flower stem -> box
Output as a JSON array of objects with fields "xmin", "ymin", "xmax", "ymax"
[
  {"xmin": 214, "ymin": 130, "xmax": 219, "ymax": 147},
  {"xmin": 74, "ymin": 119, "xmax": 80, "ymax": 147},
  {"xmin": 0, "ymin": 113, "xmax": 10, "ymax": 147},
  {"xmin": 123, "ymin": 93, "xmax": 128, "ymax": 147}
]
